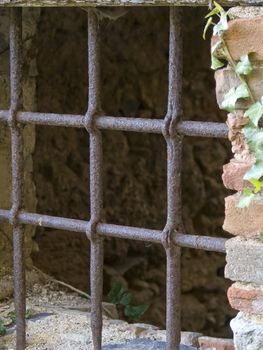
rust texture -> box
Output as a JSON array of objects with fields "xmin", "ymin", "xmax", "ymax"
[
  {"xmin": 9, "ymin": 8, "xmax": 26, "ymax": 350},
  {"xmin": 0, "ymin": 7, "xmax": 228, "ymax": 350}
]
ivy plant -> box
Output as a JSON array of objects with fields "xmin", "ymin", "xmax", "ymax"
[
  {"xmin": 107, "ymin": 281, "xmax": 149, "ymax": 321},
  {"xmin": 204, "ymin": 1, "xmax": 263, "ymax": 209}
]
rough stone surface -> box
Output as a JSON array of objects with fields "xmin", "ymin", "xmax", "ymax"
[
  {"xmin": 226, "ymin": 112, "xmax": 250, "ymax": 159},
  {"xmin": 32, "ymin": 7, "xmax": 233, "ymax": 336},
  {"xmin": 0, "ymin": 0, "xmax": 259, "ymax": 7},
  {"xmin": 228, "ymin": 282, "xmax": 263, "ymax": 315},
  {"xmin": 181, "ymin": 331, "xmax": 203, "ymax": 347},
  {"xmin": 198, "ymin": 336, "xmax": 234, "ymax": 350},
  {"xmin": 228, "ymin": 7, "xmax": 263, "ymax": 19},
  {"xmin": 222, "ymin": 158, "xmax": 253, "ymax": 191},
  {"xmin": 225, "ymin": 237, "xmax": 263, "ymax": 284},
  {"xmin": 102, "ymin": 339, "xmax": 197, "ymax": 350},
  {"xmin": 215, "ymin": 65, "xmax": 263, "ymax": 110},
  {"xmin": 231, "ymin": 312, "xmax": 263, "ymax": 350},
  {"xmin": 223, "ymin": 194, "xmax": 263, "ymax": 237},
  {"xmin": 0, "ymin": 9, "xmax": 39, "ymax": 282}
]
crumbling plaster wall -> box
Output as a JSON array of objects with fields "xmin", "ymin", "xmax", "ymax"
[
  {"xmin": 31, "ymin": 7, "xmax": 234, "ymax": 336},
  {"xmin": 0, "ymin": 9, "xmax": 39, "ymax": 296}
]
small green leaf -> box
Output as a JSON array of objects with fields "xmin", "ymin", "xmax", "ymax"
[
  {"xmin": 205, "ymin": 1, "xmax": 225, "ymax": 19},
  {"xmin": 243, "ymin": 124, "xmax": 263, "ymax": 153},
  {"xmin": 222, "ymin": 84, "xmax": 249, "ymax": 112},
  {"xmin": 211, "ymin": 39, "xmax": 222, "ymax": 54},
  {"xmin": 244, "ymin": 101, "xmax": 263, "ymax": 127},
  {"xmin": 119, "ymin": 291, "xmax": 132, "ymax": 306},
  {"xmin": 244, "ymin": 159, "xmax": 263, "ymax": 181},
  {"xmin": 124, "ymin": 304, "xmax": 149, "ymax": 321},
  {"xmin": 213, "ymin": 1, "xmax": 225, "ymax": 14},
  {"xmin": 213, "ymin": 12, "xmax": 228, "ymax": 36},
  {"xmin": 235, "ymin": 54, "xmax": 253, "ymax": 76},
  {"xmin": 249, "ymin": 178, "xmax": 263, "ymax": 193},
  {"xmin": 259, "ymin": 233, "xmax": 263, "ymax": 243},
  {"xmin": 203, "ymin": 17, "xmax": 213, "ymax": 40},
  {"xmin": 26, "ymin": 309, "xmax": 33, "ymax": 320},
  {"xmin": 8, "ymin": 311, "xmax": 16, "ymax": 324},
  {"xmin": 107, "ymin": 281, "xmax": 126, "ymax": 304},
  {"xmin": 0, "ymin": 320, "xmax": 6, "ymax": 337},
  {"xmin": 237, "ymin": 188, "xmax": 255, "ymax": 208},
  {"xmin": 211, "ymin": 53, "xmax": 224, "ymax": 70}
]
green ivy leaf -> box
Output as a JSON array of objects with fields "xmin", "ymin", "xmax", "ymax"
[
  {"xmin": 213, "ymin": 12, "xmax": 228, "ymax": 36},
  {"xmin": 244, "ymin": 102, "xmax": 263, "ymax": 127},
  {"xmin": 249, "ymin": 178, "xmax": 263, "ymax": 193},
  {"xmin": 244, "ymin": 158, "xmax": 263, "ymax": 181},
  {"xmin": 119, "ymin": 291, "xmax": 132, "ymax": 306},
  {"xmin": 260, "ymin": 233, "xmax": 263, "ymax": 243},
  {"xmin": 237, "ymin": 188, "xmax": 255, "ymax": 208},
  {"xmin": 211, "ymin": 53, "xmax": 224, "ymax": 70},
  {"xmin": 124, "ymin": 304, "xmax": 149, "ymax": 321},
  {"xmin": 222, "ymin": 83, "xmax": 249, "ymax": 112},
  {"xmin": 0, "ymin": 319, "xmax": 6, "ymax": 337},
  {"xmin": 235, "ymin": 54, "xmax": 253, "ymax": 76},
  {"xmin": 203, "ymin": 17, "xmax": 213, "ymax": 40},
  {"xmin": 243, "ymin": 124, "xmax": 263, "ymax": 153},
  {"xmin": 107, "ymin": 281, "xmax": 127, "ymax": 304},
  {"xmin": 205, "ymin": 1, "xmax": 225, "ymax": 18}
]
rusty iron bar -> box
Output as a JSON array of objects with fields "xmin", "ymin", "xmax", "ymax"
[
  {"xmin": 9, "ymin": 8, "xmax": 26, "ymax": 350},
  {"xmin": 0, "ymin": 209, "xmax": 227, "ymax": 253},
  {"xmin": 85, "ymin": 10, "xmax": 104, "ymax": 350},
  {"xmin": 0, "ymin": 110, "xmax": 228, "ymax": 138},
  {"xmin": 0, "ymin": 6, "xmax": 232, "ymax": 350},
  {"xmin": 162, "ymin": 8, "xmax": 184, "ymax": 350}
]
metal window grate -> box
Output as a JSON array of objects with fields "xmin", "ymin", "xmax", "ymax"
[{"xmin": 0, "ymin": 7, "xmax": 229, "ymax": 350}]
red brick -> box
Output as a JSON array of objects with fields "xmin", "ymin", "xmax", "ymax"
[
  {"xmin": 222, "ymin": 158, "xmax": 254, "ymax": 191},
  {"xmin": 228, "ymin": 283, "xmax": 263, "ymax": 315},
  {"xmin": 223, "ymin": 193, "xmax": 263, "ymax": 237},
  {"xmin": 212, "ymin": 18, "xmax": 263, "ymax": 61},
  {"xmin": 198, "ymin": 336, "xmax": 234, "ymax": 350}
]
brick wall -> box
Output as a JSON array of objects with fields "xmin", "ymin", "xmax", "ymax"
[{"xmin": 214, "ymin": 7, "xmax": 263, "ymax": 350}]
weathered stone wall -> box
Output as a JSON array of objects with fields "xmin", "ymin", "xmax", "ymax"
[
  {"xmin": 31, "ymin": 8, "xmax": 234, "ymax": 336},
  {"xmin": 0, "ymin": 8, "xmax": 39, "ymax": 297}
]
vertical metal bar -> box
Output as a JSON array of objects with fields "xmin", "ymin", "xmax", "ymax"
[
  {"xmin": 9, "ymin": 8, "xmax": 26, "ymax": 350},
  {"xmin": 163, "ymin": 8, "xmax": 184, "ymax": 350},
  {"xmin": 87, "ymin": 10, "xmax": 104, "ymax": 350}
]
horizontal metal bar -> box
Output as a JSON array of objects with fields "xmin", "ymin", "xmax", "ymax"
[
  {"xmin": 174, "ymin": 232, "xmax": 227, "ymax": 253},
  {"xmin": 98, "ymin": 222, "xmax": 162, "ymax": 243},
  {"xmin": 19, "ymin": 112, "xmax": 84, "ymax": 128},
  {"xmin": 177, "ymin": 120, "xmax": 228, "ymax": 138},
  {"xmin": 0, "ymin": 0, "xmax": 259, "ymax": 7},
  {"xmin": 96, "ymin": 115, "xmax": 164, "ymax": 134},
  {"xmin": 0, "ymin": 110, "xmax": 228, "ymax": 138},
  {"xmin": 0, "ymin": 209, "xmax": 226, "ymax": 252}
]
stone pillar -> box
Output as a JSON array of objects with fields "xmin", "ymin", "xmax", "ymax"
[
  {"xmin": 0, "ymin": 8, "xmax": 39, "ymax": 299},
  {"xmin": 213, "ymin": 7, "xmax": 263, "ymax": 350}
]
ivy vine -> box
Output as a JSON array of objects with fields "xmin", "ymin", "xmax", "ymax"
[{"xmin": 204, "ymin": 1, "xmax": 263, "ymax": 208}]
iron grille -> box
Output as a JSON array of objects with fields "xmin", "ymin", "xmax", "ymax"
[{"xmin": 0, "ymin": 7, "xmax": 229, "ymax": 350}]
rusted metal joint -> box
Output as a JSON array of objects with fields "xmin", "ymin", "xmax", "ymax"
[
  {"xmin": 162, "ymin": 111, "xmax": 183, "ymax": 140},
  {"xmin": 86, "ymin": 217, "xmax": 100, "ymax": 242},
  {"xmin": 83, "ymin": 107, "xmax": 99, "ymax": 133},
  {"xmin": 162, "ymin": 226, "xmax": 177, "ymax": 250},
  {"xmin": 8, "ymin": 107, "xmax": 18, "ymax": 129},
  {"xmin": 9, "ymin": 204, "xmax": 20, "ymax": 226}
]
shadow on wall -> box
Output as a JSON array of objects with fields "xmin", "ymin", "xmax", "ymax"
[{"xmin": 32, "ymin": 7, "xmax": 235, "ymax": 337}]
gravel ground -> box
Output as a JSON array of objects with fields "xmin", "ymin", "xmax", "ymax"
[{"xmin": 0, "ymin": 281, "xmax": 166, "ymax": 350}]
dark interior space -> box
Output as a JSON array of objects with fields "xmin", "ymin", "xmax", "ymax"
[{"xmin": 31, "ymin": 7, "xmax": 234, "ymax": 337}]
